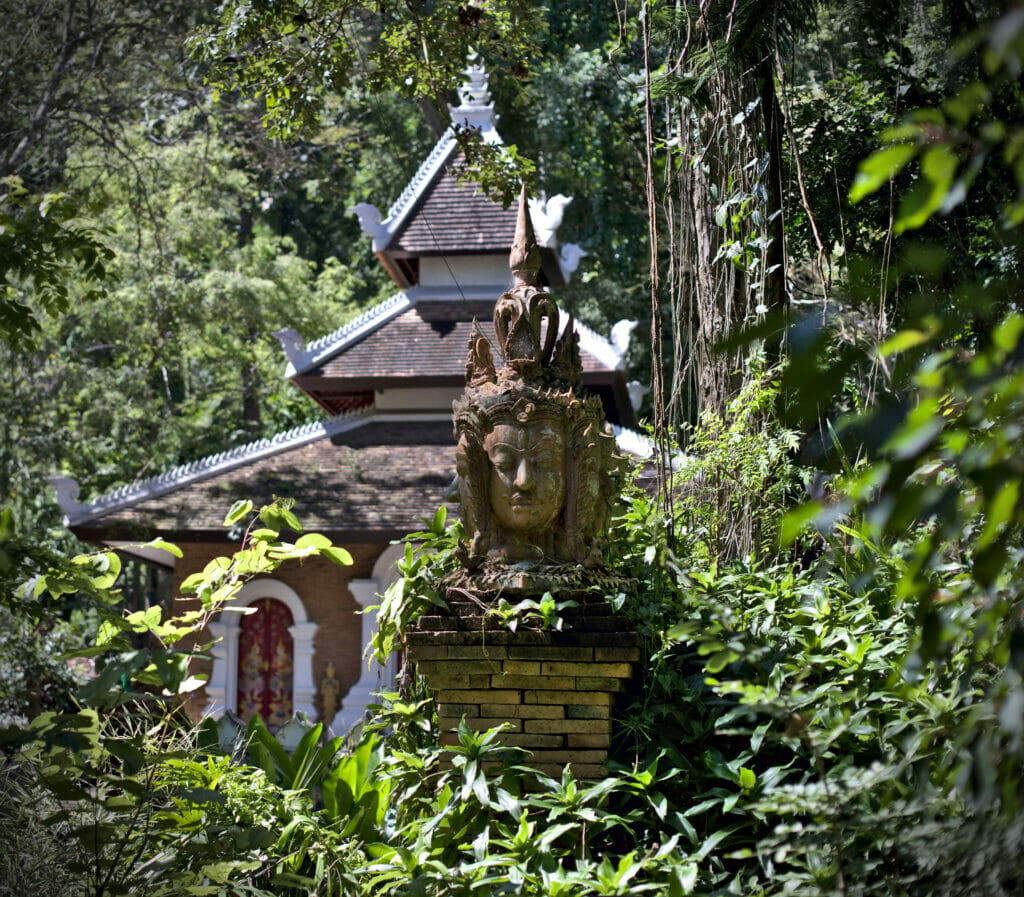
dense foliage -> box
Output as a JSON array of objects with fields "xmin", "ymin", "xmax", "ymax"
[{"xmin": 2, "ymin": 2, "xmax": 1023, "ymax": 896}]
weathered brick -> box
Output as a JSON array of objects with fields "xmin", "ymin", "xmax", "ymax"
[
  {"xmin": 567, "ymin": 733, "xmax": 612, "ymax": 749},
  {"xmin": 501, "ymin": 660, "xmax": 541, "ymax": 676},
  {"xmin": 437, "ymin": 703, "xmax": 480, "ymax": 719},
  {"xmin": 558, "ymin": 631, "xmax": 642, "ymax": 648},
  {"xmin": 525, "ymin": 718, "xmax": 612, "ymax": 734},
  {"xmin": 497, "ymin": 733, "xmax": 565, "ymax": 749},
  {"xmin": 566, "ymin": 704, "xmax": 612, "ymax": 720},
  {"xmin": 576, "ymin": 676, "xmax": 626, "ymax": 691},
  {"xmin": 480, "ymin": 630, "xmax": 554, "ymax": 646},
  {"xmin": 594, "ymin": 647, "xmax": 643, "ymax": 662},
  {"xmin": 438, "ymin": 689, "xmax": 521, "ymax": 704},
  {"xmin": 509, "ymin": 646, "xmax": 594, "ymax": 661},
  {"xmin": 524, "ymin": 690, "xmax": 613, "ymax": 706},
  {"xmin": 418, "ymin": 659, "xmax": 503, "ymax": 676},
  {"xmin": 525, "ymin": 750, "xmax": 607, "ymax": 765},
  {"xmin": 424, "ymin": 674, "xmax": 491, "ymax": 689},
  {"xmin": 446, "ymin": 645, "xmax": 509, "ymax": 659},
  {"xmin": 578, "ymin": 617, "xmax": 630, "ymax": 632},
  {"xmin": 438, "ymin": 717, "xmax": 521, "ymax": 733},
  {"xmin": 529, "ymin": 762, "xmax": 606, "ymax": 779},
  {"xmin": 540, "ymin": 661, "xmax": 633, "ymax": 678},
  {"xmin": 439, "ymin": 633, "xmax": 509, "ymax": 648},
  {"xmin": 485, "ymin": 703, "xmax": 564, "ymax": 719},
  {"xmin": 491, "ymin": 675, "xmax": 576, "ymax": 690},
  {"xmin": 406, "ymin": 645, "xmax": 450, "ymax": 659}
]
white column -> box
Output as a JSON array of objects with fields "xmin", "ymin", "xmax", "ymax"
[
  {"xmin": 204, "ymin": 618, "xmax": 239, "ymax": 716},
  {"xmin": 289, "ymin": 620, "xmax": 319, "ymax": 720},
  {"xmin": 334, "ymin": 578, "xmax": 385, "ymax": 734}
]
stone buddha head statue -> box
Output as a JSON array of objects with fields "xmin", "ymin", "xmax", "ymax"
[{"xmin": 451, "ymin": 187, "xmax": 625, "ymax": 592}]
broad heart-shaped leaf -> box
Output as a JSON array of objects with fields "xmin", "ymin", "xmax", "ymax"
[
  {"xmin": 260, "ymin": 502, "xmax": 303, "ymax": 534},
  {"xmin": 72, "ymin": 550, "xmax": 122, "ymax": 590},
  {"xmin": 849, "ymin": 142, "xmax": 918, "ymax": 202},
  {"xmin": 125, "ymin": 605, "xmax": 162, "ymax": 632}
]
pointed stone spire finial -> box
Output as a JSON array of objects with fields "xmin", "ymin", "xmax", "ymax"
[{"xmin": 510, "ymin": 184, "xmax": 542, "ymax": 288}]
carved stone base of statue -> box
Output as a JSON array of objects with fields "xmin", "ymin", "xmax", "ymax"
[{"xmin": 443, "ymin": 562, "xmax": 633, "ymax": 598}]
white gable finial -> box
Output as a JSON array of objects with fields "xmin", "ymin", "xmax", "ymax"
[
  {"xmin": 49, "ymin": 476, "xmax": 89, "ymax": 518},
  {"xmin": 272, "ymin": 328, "xmax": 313, "ymax": 373},
  {"xmin": 448, "ymin": 51, "xmax": 499, "ymax": 142},
  {"xmin": 349, "ymin": 203, "xmax": 389, "ymax": 239},
  {"xmin": 528, "ymin": 194, "xmax": 573, "ymax": 247},
  {"xmin": 610, "ymin": 319, "xmax": 638, "ymax": 367},
  {"xmin": 558, "ymin": 243, "xmax": 587, "ymax": 282}
]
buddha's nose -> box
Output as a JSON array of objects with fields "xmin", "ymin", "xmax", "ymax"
[{"xmin": 515, "ymin": 458, "xmax": 533, "ymax": 491}]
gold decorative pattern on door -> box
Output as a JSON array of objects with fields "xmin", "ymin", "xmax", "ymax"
[{"xmin": 236, "ymin": 598, "xmax": 294, "ymax": 730}]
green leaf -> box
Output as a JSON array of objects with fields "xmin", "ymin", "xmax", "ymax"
[
  {"xmin": 322, "ymin": 546, "xmax": 354, "ymax": 567},
  {"xmin": 896, "ymin": 145, "xmax": 959, "ymax": 232},
  {"xmin": 295, "ymin": 532, "xmax": 331, "ymax": 550},
  {"xmin": 143, "ymin": 537, "xmax": 183, "ymax": 558},
  {"xmin": 739, "ymin": 767, "xmax": 756, "ymax": 790},
  {"xmin": 878, "ymin": 329, "xmax": 931, "ymax": 357},
  {"xmin": 849, "ymin": 142, "xmax": 918, "ymax": 202},
  {"xmin": 993, "ymin": 312, "xmax": 1024, "ymax": 354},
  {"xmin": 224, "ymin": 499, "xmax": 254, "ymax": 526},
  {"xmin": 779, "ymin": 501, "xmax": 825, "ymax": 545},
  {"xmin": 705, "ymin": 650, "xmax": 738, "ymax": 673},
  {"xmin": 431, "ymin": 505, "xmax": 447, "ymax": 534}
]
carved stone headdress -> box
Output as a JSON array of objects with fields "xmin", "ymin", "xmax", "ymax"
[{"xmin": 451, "ymin": 186, "xmax": 626, "ymax": 594}]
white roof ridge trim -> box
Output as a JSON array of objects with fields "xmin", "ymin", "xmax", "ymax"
[
  {"xmin": 292, "ymin": 292, "xmax": 413, "ymax": 375},
  {"xmin": 58, "ymin": 406, "xmax": 377, "ymax": 526},
  {"xmin": 611, "ymin": 424, "xmax": 655, "ymax": 459},
  {"xmin": 573, "ymin": 319, "xmax": 624, "ymax": 370},
  {"xmin": 387, "ymin": 129, "xmax": 459, "ymax": 225}
]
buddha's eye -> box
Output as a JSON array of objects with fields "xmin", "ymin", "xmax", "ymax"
[{"xmin": 490, "ymin": 450, "xmax": 516, "ymax": 472}]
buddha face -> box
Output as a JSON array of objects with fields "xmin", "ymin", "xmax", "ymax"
[{"xmin": 484, "ymin": 420, "xmax": 565, "ymax": 534}]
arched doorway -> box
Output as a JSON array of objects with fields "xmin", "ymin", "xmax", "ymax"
[
  {"xmin": 205, "ymin": 578, "xmax": 318, "ymax": 722},
  {"xmin": 236, "ymin": 597, "xmax": 294, "ymax": 730}
]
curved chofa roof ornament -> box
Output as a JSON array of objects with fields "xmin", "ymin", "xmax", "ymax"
[{"xmin": 449, "ymin": 185, "xmax": 631, "ymax": 595}]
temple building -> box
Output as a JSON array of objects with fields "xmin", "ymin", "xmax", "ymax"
[{"xmin": 53, "ymin": 62, "xmax": 647, "ymax": 735}]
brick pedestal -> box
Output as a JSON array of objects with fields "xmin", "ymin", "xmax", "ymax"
[{"xmin": 406, "ymin": 596, "xmax": 641, "ymax": 778}]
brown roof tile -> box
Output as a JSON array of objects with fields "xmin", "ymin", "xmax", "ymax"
[
  {"xmin": 74, "ymin": 421, "xmax": 456, "ymax": 541},
  {"xmin": 312, "ymin": 305, "xmax": 607, "ymax": 381},
  {"xmin": 390, "ymin": 156, "xmax": 516, "ymax": 255}
]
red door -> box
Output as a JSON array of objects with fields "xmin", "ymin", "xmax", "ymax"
[{"xmin": 236, "ymin": 598, "xmax": 294, "ymax": 730}]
